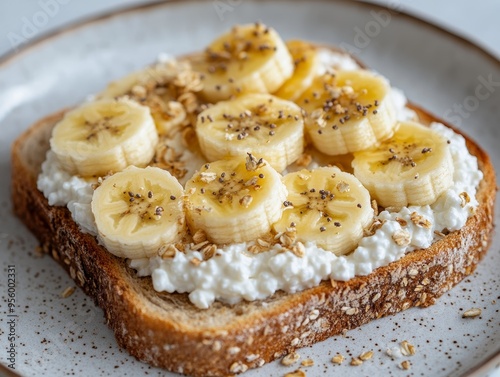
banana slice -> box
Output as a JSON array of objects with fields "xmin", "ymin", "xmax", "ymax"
[
  {"xmin": 274, "ymin": 167, "xmax": 373, "ymax": 255},
  {"xmin": 274, "ymin": 40, "xmax": 320, "ymax": 101},
  {"xmin": 91, "ymin": 166, "xmax": 185, "ymax": 258},
  {"xmin": 195, "ymin": 93, "xmax": 304, "ymax": 172},
  {"xmin": 50, "ymin": 98, "xmax": 158, "ymax": 177},
  {"xmin": 190, "ymin": 23, "xmax": 294, "ymax": 102},
  {"xmin": 185, "ymin": 155, "xmax": 287, "ymax": 244},
  {"xmin": 99, "ymin": 60, "xmax": 202, "ymax": 134},
  {"xmin": 298, "ymin": 69, "xmax": 397, "ymax": 155},
  {"xmin": 352, "ymin": 121, "xmax": 454, "ymax": 208}
]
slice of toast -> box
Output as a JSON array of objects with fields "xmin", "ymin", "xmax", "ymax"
[
  {"xmin": 11, "ymin": 74, "xmax": 496, "ymax": 376},
  {"xmin": 11, "ymin": 104, "xmax": 496, "ymax": 376}
]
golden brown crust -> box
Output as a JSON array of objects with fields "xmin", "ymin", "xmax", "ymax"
[{"xmin": 11, "ymin": 86, "xmax": 496, "ymax": 377}]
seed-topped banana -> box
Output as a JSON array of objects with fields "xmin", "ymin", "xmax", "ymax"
[
  {"xmin": 298, "ymin": 69, "xmax": 397, "ymax": 155},
  {"xmin": 91, "ymin": 166, "xmax": 186, "ymax": 259},
  {"xmin": 98, "ymin": 60, "xmax": 202, "ymax": 134},
  {"xmin": 190, "ymin": 23, "xmax": 294, "ymax": 102},
  {"xmin": 274, "ymin": 167, "xmax": 373, "ymax": 255},
  {"xmin": 50, "ymin": 98, "xmax": 158, "ymax": 177},
  {"xmin": 274, "ymin": 40, "xmax": 320, "ymax": 101},
  {"xmin": 185, "ymin": 154, "xmax": 287, "ymax": 244},
  {"xmin": 352, "ymin": 121, "xmax": 454, "ymax": 208},
  {"xmin": 195, "ymin": 93, "xmax": 304, "ymax": 172}
]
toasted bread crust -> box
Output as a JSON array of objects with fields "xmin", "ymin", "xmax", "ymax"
[{"xmin": 11, "ymin": 101, "xmax": 496, "ymax": 376}]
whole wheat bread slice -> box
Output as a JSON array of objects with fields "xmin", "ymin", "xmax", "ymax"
[{"xmin": 11, "ymin": 98, "xmax": 496, "ymax": 375}]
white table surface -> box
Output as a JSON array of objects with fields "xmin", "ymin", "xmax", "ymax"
[{"xmin": 0, "ymin": 0, "xmax": 499, "ymax": 60}]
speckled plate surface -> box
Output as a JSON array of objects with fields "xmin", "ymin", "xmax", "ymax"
[{"xmin": 0, "ymin": 1, "xmax": 499, "ymax": 376}]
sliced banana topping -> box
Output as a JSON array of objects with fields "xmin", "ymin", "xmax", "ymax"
[
  {"xmin": 50, "ymin": 98, "xmax": 158, "ymax": 177},
  {"xmin": 36, "ymin": 17, "xmax": 483, "ymax": 315},
  {"xmin": 298, "ymin": 69, "xmax": 397, "ymax": 155},
  {"xmin": 185, "ymin": 155, "xmax": 287, "ymax": 244},
  {"xmin": 98, "ymin": 60, "xmax": 203, "ymax": 134},
  {"xmin": 274, "ymin": 40, "xmax": 320, "ymax": 101},
  {"xmin": 352, "ymin": 121, "xmax": 454, "ymax": 207},
  {"xmin": 190, "ymin": 23, "xmax": 294, "ymax": 102},
  {"xmin": 91, "ymin": 166, "xmax": 185, "ymax": 259},
  {"xmin": 274, "ymin": 167, "xmax": 373, "ymax": 255},
  {"xmin": 195, "ymin": 93, "xmax": 304, "ymax": 172}
]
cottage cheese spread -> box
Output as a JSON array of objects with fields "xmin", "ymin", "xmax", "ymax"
[
  {"xmin": 37, "ymin": 151, "xmax": 96, "ymax": 235},
  {"xmin": 38, "ymin": 120, "xmax": 482, "ymax": 309},
  {"xmin": 37, "ymin": 51, "xmax": 482, "ymax": 309}
]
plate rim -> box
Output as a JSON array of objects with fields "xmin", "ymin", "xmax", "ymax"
[
  {"xmin": 0, "ymin": 0, "xmax": 498, "ymax": 68},
  {"xmin": 1, "ymin": 1, "xmax": 499, "ymax": 376}
]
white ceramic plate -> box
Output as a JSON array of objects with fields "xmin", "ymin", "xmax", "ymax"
[{"xmin": 1, "ymin": 1, "xmax": 499, "ymax": 376}]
